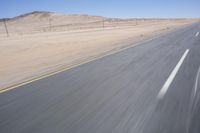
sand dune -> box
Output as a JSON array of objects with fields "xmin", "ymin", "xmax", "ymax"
[{"xmin": 0, "ymin": 11, "xmax": 105, "ymax": 35}]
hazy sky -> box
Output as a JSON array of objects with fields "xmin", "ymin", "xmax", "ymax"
[{"xmin": 0, "ymin": 0, "xmax": 200, "ymax": 18}]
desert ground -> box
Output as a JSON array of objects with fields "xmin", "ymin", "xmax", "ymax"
[{"xmin": 0, "ymin": 11, "xmax": 198, "ymax": 89}]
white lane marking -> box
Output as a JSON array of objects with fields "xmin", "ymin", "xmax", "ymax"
[
  {"xmin": 157, "ymin": 49, "xmax": 190, "ymax": 99},
  {"xmin": 196, "ymin": 32, "xmax": 199, "ymax": 37},
  {"xmin": 194, "ymin": 67, "xmax": 200, "ymax": 97}
]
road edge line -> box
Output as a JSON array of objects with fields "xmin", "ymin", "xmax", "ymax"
[{"xmin": 194, "ymin": 67, "xmax": 200, "ymax": 97}]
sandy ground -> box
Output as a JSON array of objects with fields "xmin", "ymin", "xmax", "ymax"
[{"xmin": 0, "ymin": 12, "xmax": 197, "ymax": 89}]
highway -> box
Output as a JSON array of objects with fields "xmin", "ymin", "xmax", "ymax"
[{"xmin": 0, "ymin": 23, "xmax": 200, "ymax": 133}]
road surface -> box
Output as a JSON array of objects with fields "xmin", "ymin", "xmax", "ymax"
[{"xmin": 0, "ymin": 23, "xmax": 200, "ymax": 133}]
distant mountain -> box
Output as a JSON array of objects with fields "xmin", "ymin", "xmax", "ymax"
[
  {"xmin": 12, "ymin": 11, "xmax": 52, "ymax": 20},
  {"xmin": 0, "ymin": 11, "xmax": 107, "ymax": 33},
  {"xmin": 0, "ymin": 11, "xmax": 105, "ymax": 23}
]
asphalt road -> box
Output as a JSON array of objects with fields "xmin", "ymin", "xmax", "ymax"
[{"xmin": 0, "ymin": 23, "xmax": 200, "ymax": 133}]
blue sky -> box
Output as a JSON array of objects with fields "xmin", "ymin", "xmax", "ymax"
[{"xmin": 0, "ymin": 0, "xmax": 200, "ymax": 18}]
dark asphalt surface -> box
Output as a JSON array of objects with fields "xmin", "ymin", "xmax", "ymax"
[{"xmin": 0, "ymin": 23, "xmax": 200, "ymax": 133}]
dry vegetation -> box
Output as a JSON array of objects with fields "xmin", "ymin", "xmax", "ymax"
[{"xmin": 0, "ymin": 11, "xmax": 197, "ymax": 89}]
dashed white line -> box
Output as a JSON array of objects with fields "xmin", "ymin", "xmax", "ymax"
[
  {"xmin": 157, "ymin": 49, "xmax": 190, "ymax": 99},
  {"xmin": 196, "ymin": 32, "xmax": 199, "ymax": 37},
  {"xmin": 194, "ymin": 67, "xmax": 200, "ymax": 97}
]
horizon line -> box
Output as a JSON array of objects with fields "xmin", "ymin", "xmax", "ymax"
[{"xmin": 1, "ymin": 10, "xmax": 200, "ymax": 20}]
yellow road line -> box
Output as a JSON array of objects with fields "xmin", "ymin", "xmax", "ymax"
[{"xmin": 0, "ymin": 32, "xmax": 171, "ymax": 94}]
